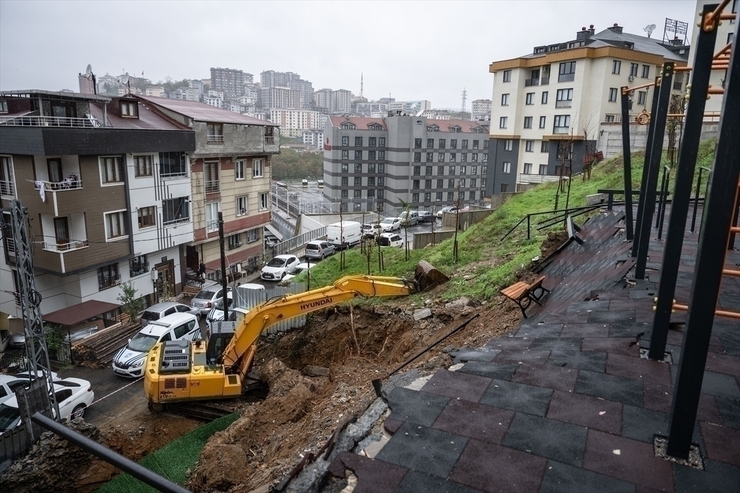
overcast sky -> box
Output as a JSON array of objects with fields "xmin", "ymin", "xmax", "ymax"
[{"xmin": 1, "ymin": 0, "xmax": 698, "ymax": 109}]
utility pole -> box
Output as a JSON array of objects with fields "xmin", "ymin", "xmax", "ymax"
[{"xmin": 218, "ymin": 212, "xmax": 228, "ymax": 321}]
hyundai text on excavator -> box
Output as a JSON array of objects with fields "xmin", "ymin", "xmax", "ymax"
[{"xmin": 143, "ymin": 264, "xmax": 447, "ymax": 409}]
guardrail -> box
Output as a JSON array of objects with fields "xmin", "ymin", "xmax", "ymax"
[{"xmin": 500, "ymin": 205, "xmax": 601, "ymax": 242}]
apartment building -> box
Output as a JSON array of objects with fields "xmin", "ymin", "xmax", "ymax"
[
  {"xmin": 211, "ymin": 67, "xmax": 246, "ymax": 99},
  {"xmin": 136, "ymin": 96, "xmax": 280, "ymax": 280},
  {"xmin": 487, "ymin": 23, "xmax": 690, "ymax": 196},
  {"xmin": 323, "ymin": 114, "xmax": 488, "ymax": 213},
  {"xmin": 471, "ymin": 99, "xmax": 492, "ymax": 121},
  {"xmin": 0, "ymin": 90, "xmax": 195, "ymax": 325},
  {"xmin": 268, "ymin": 109, "xmax": 326, "ymax": 138}
]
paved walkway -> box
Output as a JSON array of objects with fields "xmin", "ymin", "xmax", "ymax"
[{"xmin": 326, "ymin": 211, "xmax": 740, "ymax": 492}]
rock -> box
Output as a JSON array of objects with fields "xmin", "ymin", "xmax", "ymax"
[
  {"xmin": 445, "ymin": 297, "xmax": 473, "ymax": 309},
  {"xmin": 413, "ymin": 308, "xmax": 432, "ymax": 321},
  {"xmin": 191, "ymin": 444, "xmax": 249, "ymax": 490},
  {"xmin": 302, "ymin": 365, "xmax": 330, "ymax": 377}
]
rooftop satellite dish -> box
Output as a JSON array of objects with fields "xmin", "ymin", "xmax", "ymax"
[
  {"xmin": 119, "ymin": 73, "xmax": 130, "ymax": 85},
  {"xmin": 85, "ymin": 64, "xmax": 93, "ymax": 76},
  {"xmin": 644, "ymin": 24, "xmax": 656, "ymax": 38}
]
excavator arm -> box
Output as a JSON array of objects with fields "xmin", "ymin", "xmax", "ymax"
[{"xmin": 220, "ymin": 275, "xmax": 418, "ymax": 376}]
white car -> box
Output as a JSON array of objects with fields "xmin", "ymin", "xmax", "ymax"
[
  {"xmin": 379, "ymin": 217, "xmax": 401, "ymax": 232},
  {"xmin": 112, "ymin": 312, "xmax": 199, "ymax": 378},
  {"xmin": 282, "ymin": 262, "xmax": 316, "ymax": 282},
  {"xmin": 191, "ymin": 283, "xmax": 231, "ymax": 315},
  {"xmin": 378, "ymin": 232, "xmax": 404, "ymax": 248},
  {"xmin": 261, "ymin": 254, "xmax": 301, "ymax": 281},
  {"xmin": 140, "ymin": 301, "xmax": 200, "ymax": 326},
  {"xmin": 436, "ymin": 206, "xmax": 459, "ymax": 219},
  {"xmin": 0, "ymin": 375, "xmax": 28, "ymax": 405},
  {"xmin": 0, "ymin": 377, "xmax": 94, "ymax": 432},
  {"xmin": 206, "ymin": 290, "xmax": 235, "ymax": 329}
]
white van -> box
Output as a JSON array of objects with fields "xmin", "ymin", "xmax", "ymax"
[
  {"xmin": 326, "ymin": 221, "xmax": 362, "ymax": 249},
  {"xmin": 112, "ymin": 312, "xmax": 199, "ymax": 378}
]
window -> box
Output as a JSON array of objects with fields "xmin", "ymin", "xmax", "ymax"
[
  {"xmin": 524, "ymin": 163, "xmax": 533, "ymax": 174},
  {"xmin": 354, "ymin": 163, "xmax": 362, "ymax": 173},
  {"xmin": 439, "ymin": 139, "xmax": 446, "ymax": 149},
  {"xmin": 204, "ymin": 161, "xmax": 219, "ymax": 193},
  {"xmin": 637, "ymin": 91, "xmax": 647, "ymax": 105},
  {"xmin": 450, "ymin": 139, "xmax": 458, "ymax": 149},
  {"xmin": 460, "ymin": 166, "xmax": 467, "ymax": 175},
  {"xmin": 427, "ymin": 138, "xmax": 434, "ymax": 148},
  {"xmin": 368, "ymin": 176, "xmax": 375, "ymax": 186},
  {"xmin": 472, "ymin": 153, "xmax": 478, "ymax": 162},
  {"xmin": 426, "ymin": 152, "xmax": 434, "ymax": 162},
  {"xmin": 504, "ymin": 140, "xmax": 513, "ymax": 151},
  {"xmin": 608, "ymin": 88, "xmax": 618, "ymax": 102},
  {"xmin": 413, "ymin": 166, "xmax": 421, "ymax": 175},
  {"xmin": 426, "ymin": 166, "xmax": 433, "ymax": 175},
  {"xmin": 162, "ymin": 197, "xmax": 189, "ymax": 224},
  {"xmin": 641, "ymin": 65, "xmax": 650, "ymax": 78},
  {"xmin": 470, "ymin": 178, "xmax": 477, "ymax": 188},
  {"xmin": 235, "ymin": 160, "xmax": 246, "ymax": 180},
  {"xmin": 503, "ymin": 162, "xmax": 511, "ymax": 174},
  {"xmin": 524, "ymin": 117, "xmax": 533, "ymax": 129},
  {"xmin": 378, "ymin": 137, "xmax": 386, "ymax": 147},
  {"xmin": 105, "ymin": 211, "xmax": 127, "ymax": 240},
  {"xmin": 501, "ymin": 93, "xmax": 510, "ymax": 106},
  {"xmin": 612, "ymin": 60, "xmax": 621, "ymax": 74},
  {"xmin": 446, "ymin": 191, "xmax": 454, "ymax": 201},
  {"xmin": 436, "ymin": 192, "xmax": 443, "ymax": 201},
  {"xmin": 437, "ymin": 179, "xmax": 444, "ymax": 188},
  {"xmin": 379, "ymin": 163, "xmax": 385, "ymax": 173},
  {"xmin": 438, "ymin": 153, "xmax": 445, "ymax": 163},
  {"xmin": 424, "ymin": 192, "xmax": 431, "ymax": 202},
  {"xmin": 130, "ymin": 255, "xmax": 148, "ymax": 277},
  {"xmin": 98, "ymin": 263, "xmax": 119, "ymax": 290},
  {"xmin": 539, "ymin": 116, "xmax": 546, "ymax": 129},
  {"xmin": 134, "ymin": 155, "xmax": 152, "ymax": 177},
  {"xmin": 499, "ymin": 116, "xmax": 508, "ymax": 129},
  {"xmin": 0, "ymin": 100, "xmax": 7, "ymax": 113},
  {"xmin": 558, "ymin": 61, "xmax": 576, "ymax": 82},
  {"xmin": 342, "ymin": 136, "xmax": 349, "ymax": 146},
  {"xmin": 378, "ymin": 150, "xmax": 385, "ymax": 160},
  {"xmin": 252, "ymin": 158, "xmax": 264, "ymax": 178},
  {"xmin": 556, "ymin": 88, "xmax": 573, "ymax": 108},
  {"xmin": 525, "ymin": 93, "xmax": 534, "ymax": 105},
  {"xmin": 354, "ymin": 189, "xmax": 362, "ymax": 198},
  {"xmin": 461, "ymin": 140, "xmax": 468, "ymax": 150},
  {"xmin": 247, "ymin": 229, "xmax": 258, "ymax": 243},
  {"xmin": 378, "ymin": 176, "xmax": 384, "ymax": 186},
  {"xmin": 450, "ymin": 166, "xmax": 456, "ymax": 175},
  {"xmin": 367, "ymin": 189, "xmax": 375, "ymax": 198},
  {"xmin": 500, "ymin": 184, "xmax": 508, "ymax": 193},
  {"xmin": 425, "ymin": 179, "xmax": 432, "ymax": 189},
  {"xmin": 539, "ymin": 164, "xmax": 548, "ymax": 174},
  {"xmin": 436, "ymin": 166, "xmax": 443, "ymax": 175},
  {"xmin": 553, "ymin": 115, "xmax": 570, "ymax": 133},
  {"xmin": 205, "ymin": 202, "xmax": 219, "ymax": 232},
  {"xmin": 138, "ymin": 206, "xmax": 155, "ymax": 228},
  {"xmin": 341, "ymin": 177, "xmax": 348, "ymax": 186},
  {"xmin": 47, "ymin": 158, "xmax": 63, "ymax": 183},
  {"xmin": 259, "ymin": 192, "xmax": 269, "ymax": 210},
  {"xmin": 354, "ymin": 177, "xmax": 362, "ymax": 187},
  {"xmin": 503, "ymin": 70, "xmax": 512, "ymax": 82},
  {"xmin": 630, "ymin": 63, "xmax": 639, "ymax": 77},
  {"xmin": 541, "ymin": 91, "xmax": 548, "ymax": 104},
  {"xmin": 450, "ymin": 153, "xmax": 456, "ymax": 163},
  {"xmin": 483, "ymin": 154, "xmax": 488, "ymax": 162},
  {"xmin": 368, "ymin": 163, "xmax": 375, "ymax": 173},
  {"xmin": 461, "ymin": 153, "xmax": 467, "ymax": 163},
  {"xmin": 448, "ymin": 179, "xmax": 455, "ymax": 188},
  {"xmin": 100, "ymin": 156, "xmax": 124, "ymax": 184},
  {"xmin": 159, "ymin": 152, "xmax": 187, "ymax": 177},
  {"xmin": 228, "ymin": 233, "xmax": 242, "ymax": 250},
  {"xmin": 414, "ymin": 138, "xmax": 422, "ymax": 148},
  {"xmin": 605, "ymin": 114, "xmax": 616, "ymax": 123},
  {"xmin": 236, "ymin": 196, "xmax": 248, "ymax": 216},
  {"xmin": 412, "ymin": 179, "xmax": 420, "ymax": 189},
  {"xmin": 525, "ymin": 141, "xmax": 534, "ymax": 152},
  {"xmin": 355, "ymin": 136, "xmax": 363, "ymax": 146},
  {"xmin": 541, "ymin": 141, "xmax": 549, "ymax": 153},
  {"xmin": 369, "ymin": 137, "xmax": 376, "ymax": 147},
  {"xmin": 354, "ymin": 150, "xmax": 362, "ymax": 160},
  {"xmin": 413, "ymin": 152, "xmax": 421, "ymax": 162},
  {"xmin": 342, "ymin": 150, "xmax": 349, "ymax": 160},
  {"xmin": 120, "ymin": 101, "xmax": 138, "ymax": 117},
  {"xmin": 472, "ymin": 140, "xmax": 479, "ymax": 150},
  {"xmin": 207, "ymin": 123, "xmax": 223, "ymax": 143},
  {"xmin": 341, "ymin": 163, "xmax": 349, "ymax": 172},
  {"xmin": 412, "ymin": 193, "xmax": 419, "ymax": 203}
]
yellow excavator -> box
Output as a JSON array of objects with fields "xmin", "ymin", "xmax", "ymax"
[{"xmin": 143, "ymin": 265, "xmax": 446, "ymax": 409}]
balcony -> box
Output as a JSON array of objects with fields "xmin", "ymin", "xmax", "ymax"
[
  {"xmin": 524, "ymin": 78, "xmax": 540, "ymax": 87},
  {"xmin": 540, "ymin": 77, "xmax": 550, "ymax": 85},
  {"xmin": 558, "ymin": 74, "xmax": 575, "ymax": 83},
  {"xmin": 34, "ymin": 176, "xmax": 82, "ymax": 192},
  {"xmin": 553, "ymin": 127, "xmax": 570, "ymax": 134},
  {"xmin": 204, "ymin": 180, "xmax": 220, "ymax": 193},
  {"xmin": 265, "ymin": 136, "xmax": 275, "ymax": 145},
  {"xmin": 555, "ymin": 100, "xmax": 572, "ymax": 108},
  {"xmin": 0, "ymin": 115, "xmax": 102, "ymax": 128},
  {"xmin": 206, "ymin": 134, "xmax": 224, "ymax": 144},
  {"xmin": 43, "ymin": 239, "xmax": 89, "ymax": 253},
  {"xmin": 0, "ymin": 180, "xmax": 15, "ymax": 197}
]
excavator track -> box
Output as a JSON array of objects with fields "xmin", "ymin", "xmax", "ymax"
[{"xmin": 164, "ymin": 402, "xmax": 235, "ymax": 422}]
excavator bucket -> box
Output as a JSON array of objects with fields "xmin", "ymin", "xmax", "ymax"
[{"xmin": 415, "ymin": 260, "xmax": 449, "ymax": 292}]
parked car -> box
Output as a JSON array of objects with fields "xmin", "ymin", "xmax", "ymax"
[
  {"xmin": 399, "ymin": 211, "xmax": 418, "ymax": 227},
  {"xmin": 417, "ymin": 210, "xmax": 435, "ymax": 223},
  {"xmin": 0, "ymin": 377, "xmax": 94, "ymax": 432},
  {"xmin": 191, "ymin": 283, "xmax": 231, "ymax": 315},
  {"xmin": 436, "ymin": 206, "xmax": 459, "ymax": 219},
  {"xmin": 0, "ymin": 330, "xmax": 10, "ymax": 352},
  {"xmin": 379, "ymin": 217, "xmax": 402, "ymax": 232},
  {"xmin": 378, "ymin": 232, "xmax": 404, "ymax": 248},
  {"xmin": 362, "ymin": 223, "xmax": 382, "ymax": 239},
  {"xmin": 140, "ymin": 301, "xmax": 200, "ymax": 325},
  {"xmin": 206, "ymin": 290, "xmax": 235, "ymax": 330},
  {"xmin": 112, "ymin": 312, "xmax": 199, "ymax": 378},
  {"xmin": 326, "ymin": 221, "xmax": 362, "ymax": 249},
  {"xmin": 15, "ymin": 369, "xmax": 61, "ymax": 382},
  {"xmin": 9, "ymin": 332, "xmax": 25, "ymax": 349},
  {"xmin": 304, "ymin": 240, "xmax": 335, "ymax": 260},
  {"xmin": 0, "ymin": 375, "xmax": 28, "ymax": 405},
  {"xmin": 261, "ymin": 254, "xmax": 301, "ymax": 281},
  {"xmin": 282, "ymin": 262, "xmax": 316, "ymax": 282}
]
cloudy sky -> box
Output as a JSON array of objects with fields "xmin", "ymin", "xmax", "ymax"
[{"xmin": 1, "ymin": 0, "xmax": 698, "ymax": 109}]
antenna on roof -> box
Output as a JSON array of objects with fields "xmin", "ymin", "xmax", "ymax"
[{"xmin": 643, "ymin": 24, "xmax": 656, "ymax": 38}]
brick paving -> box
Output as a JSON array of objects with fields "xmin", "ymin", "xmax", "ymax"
[{"xmin": 326, "ymin": 212, "xmax": 740, "ymax": 492}]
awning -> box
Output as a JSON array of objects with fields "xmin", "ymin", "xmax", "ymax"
[
  {"xmin": 43, "ymin": 300, "xmax": 121, "ymax": 327},
  {"xmin": 264, "ymin": 224, "xmax": 284, "ymax": 241}
]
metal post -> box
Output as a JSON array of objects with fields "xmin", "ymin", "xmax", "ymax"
[
  {"xmin": 632, "ymin": 76, "xmax": 662, "ymax": 257},
  {"xmin": 634, "ymin": 63, "xmax": 674, "ymax": 279},
  {"xmin": 667, "ymin": 13, "xmax": 739, "ymax": 458},
  {"xmin": 656, "ymin": 166, "xmax": 668, "ymax": 228},
  {"xmin": 691, "ymin": 167, "xmax": 709, "ymax": 232},
  {"xmin": 527, "ymin": 215, "xmax": 531, "ymax": 240},
  {"xmin": 620, "ymin": 88, "xmax": 634, "ymax": 240},
  {"xmin": 657, "ymin": 167, "xmax": 671, "ymax": 240},
  {"xmin": 218, "ymin": 212, "xmax": 228, "ymax": 321},
  {"xmin": 649, "ymin": 4, "xmax": 718, "ymax": 361}
]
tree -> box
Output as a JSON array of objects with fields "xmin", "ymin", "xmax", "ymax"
[
  {"xmin": 271, "ymin": 148, "xmax": 323, "ymax": 181},
  {"xmin": 117, "ymin": 281, "xmax": 146, "ymax": 321}
]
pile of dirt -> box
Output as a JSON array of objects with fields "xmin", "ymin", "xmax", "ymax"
[{"xmin": 188, "ymin": 298, "xmax": 519, "ymax": 492}]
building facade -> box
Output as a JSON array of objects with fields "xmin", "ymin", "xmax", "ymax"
[
  {"xmin": 471, "ymin": 99, "xmax": 492, "ymax": 121},
  {"xmin": 210, "ymin": 67, "xmax": 246, "ymax": 99},
  {"xmin": 0, "ymin": 90, "xmax": 195, "ymax": 326},
  {"xmin": 487, "ymin": 23, "xmax": 690, "ymax": 196},
  {"xmin": 268, "ymin": 109, "xmax": 325, "ymax": 138},
  {"xmin": 323, "ymin": 114, "xmax": 488, "ymax": 213}
]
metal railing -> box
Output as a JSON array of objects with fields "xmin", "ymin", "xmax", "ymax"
[
  {"xmin": 524, "ymin": 78, "xmax": 540, "ymax": 87},
  {"xmin": 555, "ymin": 100, "xmax": 572, "ymax": 108},
  {"xmin": 500, "ymin": 204, "xmax": 602, "ymax": 242},
  {"xmin": 206, "ymin": 134, "xmax": 224, "ymax": 144},
  {"xmin": 553, "ymin": 127, "xmax": 570, "ymax": 134},
  {"xmin": 0, "ymin": 179, "xmax": 15, "ymax": 196},
  {"xmin": 0, "ymin": 115, "xmax": 101, "ymax": 128},
  {"xmin": 204, "ymin": 180, "xmax": 220, "ymax": 193},
  {"xmin": 43, "ymin": 240, "xmax": 89, "ymax": 252},
  {"xmin": 34, "ymin": 178, "xmax": 82, "ymax": 191}
]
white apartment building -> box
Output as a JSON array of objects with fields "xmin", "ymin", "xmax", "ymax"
[
  {"xmin": 145, "ymin": 86, "xmax": 165, "ymax": 97},
  {"xmin": 471, "ymin": 99, "xmax": 492, "ymax": 121},
  {"xmin": 302, "ymin": 129, "xmax": 325, "ymax": 149},
  {"xmin": 268, "ymin": 109, "xmax": 325, "ymax": 138},
  {"xmin": 487, "ymin": 23, "xmax": 690, "ymax": 196},
  {"xmin": 389, "ymin": 100, "xmax": 432, "ymax": 115}
]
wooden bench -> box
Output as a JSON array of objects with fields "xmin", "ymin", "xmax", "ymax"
[{"xmin": 500, "ymin": 275, "xmax": 550, "ymax": 318}]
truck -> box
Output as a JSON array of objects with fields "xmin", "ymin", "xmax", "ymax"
[
  {"xmin": 326, "ymin": 220, "xmax": 362, "ymax": 249},
  {"xmin": 143, "ymin": 266, "xmax": 446, "ymax": 409}
]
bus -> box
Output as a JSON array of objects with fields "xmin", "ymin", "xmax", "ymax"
[
  {"xmin": 302, "ymin": 179, "xmax": 308, "ymax": 188},
  {"xmin": 317, "ymin": 179, "xmax": 324, "ymax": 188}
]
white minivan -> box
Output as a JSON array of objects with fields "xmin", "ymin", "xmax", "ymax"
[
  {"xmin": 326, "ymin": 220, "xmax": 362, "ymax": 249},
  {"xmin": 112, "ymin": 312, "xmax": 199, "ymax": 378}
]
